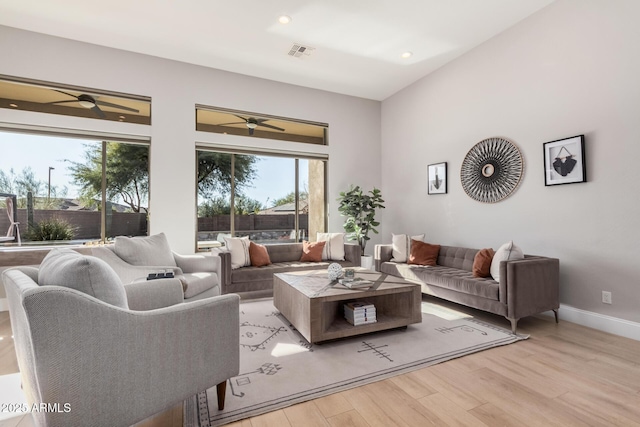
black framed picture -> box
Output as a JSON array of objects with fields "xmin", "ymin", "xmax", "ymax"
[
  {"xmin": 543, "ymin": 135, "xmax": 586, "ymax": 186},
  {"xmin": 427, "ymin": 162, "xmax": 447, "ymax": 194}
]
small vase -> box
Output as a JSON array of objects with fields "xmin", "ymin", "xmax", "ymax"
[{"xmin": 360, "ymin": 255, "xmax": 373, "ymax": 270}]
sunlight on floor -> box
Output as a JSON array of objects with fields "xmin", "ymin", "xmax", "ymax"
[
  {"xmin": 421, "ymin": 301, "xmax": 472, "ymax": 321},
  {"xmin": 0, "ymin": 373, "xmax": 29, "ymax": 422},
  {"xmin": 271, "ymin": 342, "xmax": 310, "ymax": 358}
]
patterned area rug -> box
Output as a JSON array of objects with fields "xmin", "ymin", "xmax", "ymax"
[{"xmin": 184, "ymin": 298, "xmax": 526, "ymax": 426}]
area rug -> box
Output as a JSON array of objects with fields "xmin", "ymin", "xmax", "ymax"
[{"xmin": 184, "ymin": 298, "xmax": 526, "ymax": 426}]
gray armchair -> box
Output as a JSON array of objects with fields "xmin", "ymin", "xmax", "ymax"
[
  {"xmin": 3, "ymin": 250, "xmax": 239, "ymax": 427},
  {"xmin": 87, "ymin": 233, "xmax": 222, "ymax": 302}
]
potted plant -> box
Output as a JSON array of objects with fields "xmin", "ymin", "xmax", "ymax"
[{"xmin": 337, "ymin": 185, "xmax": 385, "ymax": 269}]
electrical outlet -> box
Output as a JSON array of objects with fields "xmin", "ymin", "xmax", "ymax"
[{"xmin": 602, "ymin": 291, "xmax": 612, "ymax": 304}]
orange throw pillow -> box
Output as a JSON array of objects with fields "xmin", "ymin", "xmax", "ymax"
[
  {"xmin": 408, "ymin": 239, "xmax": 440, "ymax": 266},
  {"xmin": 300, "ymin": 241, "xmax": 326, "ymax": 262},
  {"xmin": 249, "ymin": 242, "xmax": 271, "ymax": 267},
  {"xmin": 472, "ymin": 248, "xmax": 495, "ymax": 277}
]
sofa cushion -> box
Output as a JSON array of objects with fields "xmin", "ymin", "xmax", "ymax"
[
  {"xmin": 391, "ymin": 233, "xmax": 425, "ymax": 263},
  {"xmin": 224, "ymin": 236, "xmax": 251, "ymax": 269},
  {"xmin": 38, "ymin": 248, "xmax": 128, "ymax": 308},
  {"xmin": 317, "ymin": 232, "xmax": 345, "ymax": 261},
  {"xmin": 437, "ymin": 246, "xmax": 479, "ymax": 271},
  {"xmin": 231, "ymin": 260, "xmax": 353, "ymax": 284},
  {"xmin": 381, "ymin": 262, "xmax": 499, "ymax": 301},
  {"xmin": 473, "ymin": 248, "xmax": 495, "ymax": 278},
  {"xmin": 114, "ymin": 232, "xmax": 177, "ymax": 267},
  {"xmin": 491, "ymin": 241, "xmax": 524, "ymax": 282},
  {"xmin": 408, "ymin": 240, "xmax": 440, "ymax": 266},
  {"xmin": 249, "ymin": 242, "xmax": 271, "ymax": 267},
  {"xmin": 300, "ymin": 241, "xmax": 325, "ymax": 262}
]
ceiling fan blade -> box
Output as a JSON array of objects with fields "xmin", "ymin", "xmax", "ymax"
[
  {"xmin": 91, "ymin": 105, "xmax": 107, "ymax": 119},
  {"xmin": 43, "ymin": 100, "xmax": 80, "ymax": 105},
  {"xmin": 95, "ymin": 100, "xmax": 139, "ymax": 113},
  {"xmin": 216, "ymin": 122, "xmax": 246, "ymax": 126},
  {"xmin": 52, "ymin": 89, "xmax": 79, "ymax": 99},
  {"xmin": 248, "ymin": 127, "xmax": 255, "ymax": 136},
  {"xmin": 257, "ymin": 123, "xmax": 285, "ymax": 132}
]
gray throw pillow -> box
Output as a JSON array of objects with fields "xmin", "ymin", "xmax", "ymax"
[
  {"xmin": 114, "ymin": 232, "xmax": 177, "ymax": 267},
  {"xmin": 38, "ymin": 248, "xmax": 128, "ymax": 308}
]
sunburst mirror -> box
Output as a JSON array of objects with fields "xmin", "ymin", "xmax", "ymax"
[{"xmin": 460, "ymin": 137, "xmax": 524, "ymax": 203}]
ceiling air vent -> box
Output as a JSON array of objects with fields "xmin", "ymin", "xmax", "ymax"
[{"xmin": 288, "ymin": 43, "xmax": 315, "ymax": 59}]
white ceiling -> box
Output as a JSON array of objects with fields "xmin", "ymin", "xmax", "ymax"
[{"xmin": 0, "ymin": 0, "xmax": 554, "ymax": 101}]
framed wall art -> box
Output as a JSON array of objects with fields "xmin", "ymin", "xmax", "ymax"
[
  {"xmin": 427, "ymin": 162, "xmax": 447, "ymax": 195},
  {"xmin": 543, "ymin": 135, "xmax": 586, "ymax": 186}
]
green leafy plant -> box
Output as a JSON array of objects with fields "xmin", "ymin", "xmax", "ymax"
[
  {"xmin": 337, "ymin": 186, "xmax": 385, "ymax": 255},
  {"xmin": 25, "ymin": 218, "xmax": 76, "ymax": 241}
]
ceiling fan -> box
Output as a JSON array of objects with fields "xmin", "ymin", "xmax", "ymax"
[
  {"xmin": 218, "ymin": 114, "xmax": 285, "ymax": 136},
  {"xmin": 45, "ymin": 89, "xmax": 139, "ymax": 119}
]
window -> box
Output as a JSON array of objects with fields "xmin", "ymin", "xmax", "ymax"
[
  {"xmin": 196, "ymin": 106, "xmax": 327, "ymax": 145},
  {"xmin": 196, "ymin": 149, "xmax": 326, "ymax": 250},
  {"xmin": 0, "ymin": 130, "xmax": 149, "ymax": 246},
  {"xmin": 0, "ymin": 75, "xmax": 151, "ymax": 125}
]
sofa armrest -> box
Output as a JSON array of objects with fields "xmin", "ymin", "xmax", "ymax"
[
  {"xmin": 173, "ymin": 251, "xmax": 221, "ymax": 281},
  {"xmin": 502, "ymin": 257, "xmax": 560, "ymax": 320},
  {"xmin": 218, "ymin": 251, "xmax": 232, "ymax": 293},
  {"xmin": 125, "ymin": 278, "xmax": 185, "ymax": 310},
  {"xmin": 344, "ymin": 243, "xmax": 361, "ymax": 266},
  {"xmin": 374, "ymin": 244, "xmax": 393, "ymax": 271}
]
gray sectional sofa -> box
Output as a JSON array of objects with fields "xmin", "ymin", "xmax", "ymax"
[
  {"xmin": 220, "ymin": 242, "xmax": 361, "ymax": 296},
  {"xmin": 375, "ymin": 244, "xmax": 560, "ymax": 333}
]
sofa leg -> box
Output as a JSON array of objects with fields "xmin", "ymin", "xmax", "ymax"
[
  {"xmin": 552, "ymin": 309, "xmax": 559, "ymax": 324},
  {"xmin": 217, "ymin": 380, "xmax": 227, "ymax": 410},
  {"xmin": 507, "ymin": 317, "xmax": 518, "ymax": 334}
]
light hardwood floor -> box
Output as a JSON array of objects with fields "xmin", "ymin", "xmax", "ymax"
[{"xmin": 2, "ymin": 296, "xmax": 640, "ymax": 427}]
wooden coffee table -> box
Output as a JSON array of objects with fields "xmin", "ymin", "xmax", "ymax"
[{"xmin": 273, "ymin": 269, "xmax": 422, "ymax": 344}]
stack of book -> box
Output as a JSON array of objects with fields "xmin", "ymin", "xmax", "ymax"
[{"xmin": 344, "ymin": 301, "xmax": 376, "ymax": 326}]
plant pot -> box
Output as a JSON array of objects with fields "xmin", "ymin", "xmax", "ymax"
[{"xmin": 360, "ymin": 255, "xmax": 373, "ymax": 270}]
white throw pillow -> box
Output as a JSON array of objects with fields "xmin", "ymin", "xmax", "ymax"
[
  {"xmin": 317, "ymin": 232, "xmax": 345, "ymax": 261},
  {"xmin": 391, "ymin": 233, "xmax": 425, "ymax": 263},
  {"xmin": 114, "ymin": 232, "xmax": 177, "ymax": 267},
  {"xmin": 223, "ymin": 236, "xmax": 251, "ymax": 269},
  {"xmin": 490, "ymin": 241, "xmax": 524, "ymax": 282}
]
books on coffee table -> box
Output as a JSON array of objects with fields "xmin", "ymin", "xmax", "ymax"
[
  {"xmin": 339, "ymin": 277, "xmax": 373, "ymax": 289},
  {"xmin": 344, "ymin": 301, "xmax": 376, "ymax": 325}
]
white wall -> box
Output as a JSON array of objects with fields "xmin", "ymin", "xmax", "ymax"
[
  {"xmin": 381, "ymin": 0, "xmax": 640, "ymax": 323},
  {"xmin": 0, "ymin": 25, "xmax": 382, "ymax": 254}
]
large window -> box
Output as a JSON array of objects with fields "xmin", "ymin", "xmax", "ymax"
[
  {"xmin": 0, "ymin": 130, "xmax": 149, "ymax": 246},
  {"xmin": 196, "ymin": 149, "xmax": 326, "ymax": 250}
]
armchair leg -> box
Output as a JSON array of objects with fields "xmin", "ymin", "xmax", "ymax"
[
  {"xmin": 507, "ymin": 317, "xmax": 518, "ymax": 334},
  {"xmin": 553, "ymin": 309, "xmax": 559, "ymax": 323},
  {"xmin": 216, "ymin": 380, "xmax": 228, "ymax": 410}
]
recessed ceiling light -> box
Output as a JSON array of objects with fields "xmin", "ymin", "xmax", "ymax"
[
  {"xmin": 401, "ymin": 51, "xmax": 413, "ymax": 59},
  {"xmin": 9, "ymin": 103, "xmax": 18, "ymax": 108},
  {"xmin": 279, "ymin": 15, "xmax": 292, "ymax": 24}
]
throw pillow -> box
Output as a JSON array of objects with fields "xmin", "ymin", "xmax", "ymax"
[
  {"xmin": 223, "ymin": 236, "xmax": 251, "ymax": 269},
  {"xmin": 38, "ymin": 248, "xmax": 128, "ymax": 308},
  {"xmin": 114, "ymin": 232, "xmax": 176, "ymax": 267},
  {"xmin": 300, "ymin": 240, "xmax": 326, "ymax": 262},
  {"xmin": 490, "ymin": 241, "xmax": 524, "ymax": 282},
  {"xmin": 249, "ymin": 242, "xmax": 271, "ymax": 267},
  {"xmin": 317, "ymin": 232, "xmax": 345, "ymax": 261},
  {"xmin": 408, "ymin": 240, "xmax": 440, "ymax": 266},
  {"xmin": 473, "ymin": 248, "xmax": 495, "ymax": 278},
  {"xmin": 391, "ymin": 233, "xmax": 425, "ymax": 263}
]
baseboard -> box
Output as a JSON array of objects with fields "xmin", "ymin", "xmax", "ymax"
[
  {"xmin": 0, "ymin": 298, "xmax": 7, "ymax": 312},
  {"xmin": 543, "ymin": 304, "xmax": 640, "ymax": 341}
]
